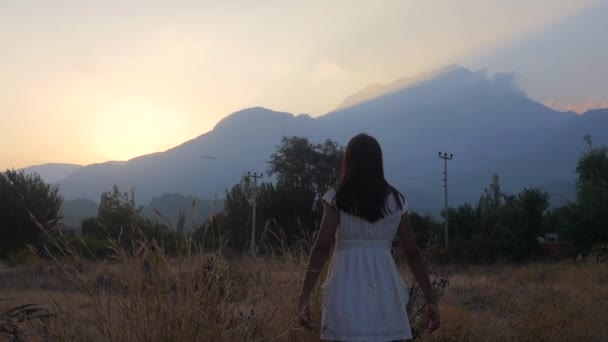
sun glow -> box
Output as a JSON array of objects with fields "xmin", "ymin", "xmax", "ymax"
[
  {"xmin": 91, "ymin": 100, "xmax": 186, "ymax": 161},
  {"xmin": 0, "ymin": 0, "xmax": 604, "ymax": 169}
]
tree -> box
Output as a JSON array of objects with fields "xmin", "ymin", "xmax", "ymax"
[
  {"xmin": 214, "ymin": 177, "xmax": 253, "ymax": 252},
  {"xmin": 564, "ymin": 136, "xmax": 608, "ymax": 252},
  {"xmin": 269, "ymin": 136, "xmax": 316, "ymax": 191},
  {"xmin": 476, "ymin": 173, "xmax": 505, "ymax": 242},
  {"xmin": 268, "ymin": 136, "xmax": 343, "ymax": 202},
  {"xmin": 310, "ymin": 139, "xmax": 344, "ymax": 200},
  {"xmin": 576, "ymin": 135, "xmax": 608, "ymax": 207},
  {"xmin": 408, "ymin": 212, "xmax": 442, "ymax": 247},
  {"xmin": 82, "ymin": 185, "xmax": 139, "ymax": 239},
  {"xmin": 447, "ymin": 203, "xmax": 479, "ymax": 242},
  {"xmin": 266, "ymin": 137, "xmax": 343, "ymax": 240},
  {"xmin": 256, "ymin": 181, "xmax": 318, "ymax": 244},
  {"xmin": 517, "ymin": 188, "xmax": 549, "ymax": 239},
  {"xmin": 81, "ymin": 185, "xmax": 172, "ymax": 248},
  {"xmin": 445, "ymin": 174, "xmax": 550, "ymax": 263},
  {"xmin": 209, "ymin": 137, "xmax": 343, "ymax": 253},
  {"xmin": 0, "ymin": 170, "xmax": 63, "ymax": 257},
  {"xmin": 477, "ymin": 173, "xmax": 504, "ymax": 215}
]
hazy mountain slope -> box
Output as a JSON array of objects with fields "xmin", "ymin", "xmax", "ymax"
[
  {"xmin": 320, "ymin": 66, "xmax": 580, "ymax": 207},
  {"xmin": 142, "ymin": 193, "xmax": 224, "ymax": 230},
  {"xmin": 20, "ymin": 163, "xmax": 82, "ymax": 184},
  {"xmin": 58, "ymin": 107, "xmax": 315, "ymax": 203},
  {"xmin": 53, "ymin": 66, "xmax": 607, "ymax": 214},
  {"xmin": 335, "ymin": 65, "xmax": 466, "ymax": 110},
  {"xmin": 60, "ymin": 198, "xmax": 98, "ymax": 228}
]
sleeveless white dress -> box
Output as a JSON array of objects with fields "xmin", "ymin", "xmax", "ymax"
[{"xmin": 320, "ymin": 189, "xmax": 412, "ymax": 342}]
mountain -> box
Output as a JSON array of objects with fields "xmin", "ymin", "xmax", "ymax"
[
  {"xmin": 59, "ymin": 194, "xmax": 223, "ymax": 230},
  {"xmin": 60, "ymin": 198, "xmax": 99, "ymax": 228},
  {"xmin": 53, "ymin": 66, "xmax": 608, "ymax": 214},
  {"xmin": 20, "ymin": 163, "xmax": 82, "ymax": 184},
  {"xmin": 336, "ymin": 65, "xmax": 468, "ymax": 110},
  {"xmin": 142, "ymin": 193, "xmax": 223, "ymax": 229},
  {"xmin": 57, "ymin": 107, "xmax": 315, "ymax": 203}
]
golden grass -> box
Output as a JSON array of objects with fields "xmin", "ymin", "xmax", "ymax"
[{"xmin": 1, "ymin": 247, "xmax": 607, "ymax": 341}]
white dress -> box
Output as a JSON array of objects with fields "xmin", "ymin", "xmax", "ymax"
[{"xmin": 320, "ymin": 189, "xmax": 412, "ymax": 342}]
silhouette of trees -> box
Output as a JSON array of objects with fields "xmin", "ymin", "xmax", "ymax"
[
  {"xmin": 560, "ymin": 136, "xmax": 608, "ymax": 253},
  {"xmin": 0, "ymin": 170, "xmax": 62, "ymax": 258},
  {"xmin": 268, "ymin": 136, "xmax": 342, "ymax": 202},
  {"xmin": 81, "ymin": 185, "xmax": 173, "ymax": 249},
  {"xmin": 444, "ymin": 175, "xmax": 550, "ymax": 262},
  {"xmin": 69, "ymin": 135, "xmax": 608, "ymax": 261},
  {"xmin": 198, "ymin": 136, "xmax": 343, "ymax": 252}
]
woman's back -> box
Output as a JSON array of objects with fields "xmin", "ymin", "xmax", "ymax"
[
  {"xmin": 325, "ymin": 188, "xmax": 405, "ymax": 242},
  {"xmin": 320, "ymin": 189, "xmax": 412, "ymax": 341},
  {"xmin": 298, "ymin": 133, "xmax": 439, "ymax": 341}
]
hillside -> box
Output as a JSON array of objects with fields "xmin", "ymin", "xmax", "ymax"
[
  {"xmin": 20, "ymin": 163, "xmax": 82, "ymax": 184},
  {"xmin": 53, "ymin": 66, "xmax": 608, "ymax": 214}
]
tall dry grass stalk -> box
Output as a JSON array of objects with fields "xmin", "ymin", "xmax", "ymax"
[
  {"xmin": 2, "ymin": 222, "xmax": 331, "ymax": 341},
  {"xmin": 0, "ymin": 219, "xmax": 606, "ymax": 341}
]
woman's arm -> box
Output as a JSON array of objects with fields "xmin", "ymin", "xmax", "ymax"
[
  {"xmin": 298, "ymin": 202, "xmax": 339, "ymax": 325},
  {"xmin": 398, "ymin": 212, "xmax": 440, "ymax": 331}
]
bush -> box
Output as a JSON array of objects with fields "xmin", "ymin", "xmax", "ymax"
[{"xmin": 0, "ymin": 170, "xmax": 62, "ymax": 258}]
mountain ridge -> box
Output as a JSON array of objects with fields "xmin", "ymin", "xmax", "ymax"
[
  {"xmin": 19, "ymin": 65, "xmax": 608, "ymax": 214},
  {"xmin": 335, "ymin": 64, "xmax": 471, "ymax": 110},
  {"xmin": 20, "ymin": 163, "xmax": 83, "ymax": 184}
]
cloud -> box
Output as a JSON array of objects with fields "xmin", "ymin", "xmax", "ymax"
[
  {"xmin": 308, "ymin": 61, "xmax": 345, "ymax": 85},
  {"xmin": 472, "ymin": 69, "xmax": 526, "ymax": 96}
]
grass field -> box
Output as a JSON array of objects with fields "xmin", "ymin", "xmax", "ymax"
[{"xmin": 1, "ymin": 243, "xmax": 607, "ymax": 341}]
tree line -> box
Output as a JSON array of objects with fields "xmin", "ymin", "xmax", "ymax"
[{"xmin": 0, "ymin": 135, "xmax": 606, "ymax": 263}]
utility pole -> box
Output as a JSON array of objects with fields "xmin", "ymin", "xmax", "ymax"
[
  {"xmin": 438, "ymin": 152, "xmax": 453, "ymax": 248},
  {"xmin": 246, "ymin": 171, "xmax": 263, "ymax": 255}
]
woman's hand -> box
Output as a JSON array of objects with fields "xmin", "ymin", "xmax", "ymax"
[
  {"xmin": 426, "ymin": 303, "xmax": 440, "ymax": 332},
  {"xmin": 298, "ymin": 298, "xmax": 313, "ymax": 329},
  {"xmin": 297, "ymin": 202, "xmax": 338, "ymax": 330}
]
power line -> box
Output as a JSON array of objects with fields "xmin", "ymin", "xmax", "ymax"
[{"xmin": 456, "ymin": 154, "xmax": 576, "ymax": 167}]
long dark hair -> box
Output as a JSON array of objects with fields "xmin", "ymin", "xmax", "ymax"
[{"xmin": 334, "ymin": 133, "xmax": 404, "ymax": 222}]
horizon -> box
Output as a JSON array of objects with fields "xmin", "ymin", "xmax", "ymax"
[
  {"xmin": 15, "ymin": 92, "xmax": 605, "ymax": 171},
  {"xmin": 2, "ymin": 1, "xmax": 608, "ymax": 169}
]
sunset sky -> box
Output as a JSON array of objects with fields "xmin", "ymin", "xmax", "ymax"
[{"xmin": 1, "ymin": 0, "xmax": 607, "ymax": 169}]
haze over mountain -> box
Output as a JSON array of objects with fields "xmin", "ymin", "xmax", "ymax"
[
  {"xmin": 20, "ymin": 163, "xmax": 82, "ymax": 184},
  {"xmin": 336, "ymin": 65, "xmax": 468, "ymax": 110},
  {"xmin": 42, "ymin": 65, "xmax": 607, "ymax": 214}
]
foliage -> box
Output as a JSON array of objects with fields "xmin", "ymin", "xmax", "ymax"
[
  {"xmin": 80, "ymin": 185, "xmax": 176, "ymax": 252},
  {"xmin": 207, "ymin": 177, "xmax": 253, "ymax": 252},
  {"xmin": 0, "ymin": 170, "xmax": 63, "ymax": 258},
  {"xmin": 444, "ymin": 175, "xmax": 550, "ymax": 263},
  {"xmin": 265, "ymin": 137, "xmax": 342, "ymax": 242},
  {"xmin": 66, "ymin": 135, "xmax": 608, "ymax": 262},
  {"xmin": 539, "ymin": 137, "xmax": 608, "ymax": 257},
  {"xmin": 208, "ymin": 136, "xmax": 344, "ymax": 253},
  {"xmin": 268, "ymin": 136, "xmax": 342, "ymax": 204},
  {"xmin": 408, "ymin": 211, "xmax": 442, "ymax": 247},
  {"xmin": 565, "ymin": 137, "xmax": 608, "ymax": 252}
]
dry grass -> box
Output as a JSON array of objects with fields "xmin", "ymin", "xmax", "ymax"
[{"xmin": 1, "ymin": 241, "xmax": 607, "ymax": 341}]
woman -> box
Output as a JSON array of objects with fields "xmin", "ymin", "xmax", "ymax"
[{"xmin": 298, "ymin": 133, "xmax": 440, "ymax": 341}]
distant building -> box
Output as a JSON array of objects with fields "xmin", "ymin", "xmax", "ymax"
[
  {"xmin": 544, "ymin": 233, "xmax": 559, "ymax": 242},
  {"xmin": 537, "ymin": 232, "xmax": 567, "ymax": 255}
]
